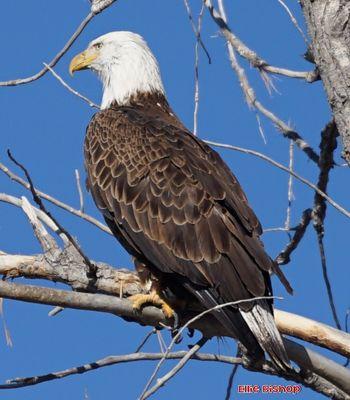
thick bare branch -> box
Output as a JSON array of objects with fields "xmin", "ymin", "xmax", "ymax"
[
  {"xmin": 0, "ymin": 280, "xmax": 349, "ymax": 396},
  {"xmin": 0, "ymin": 252, "xmax": 140, "ymax": 297},
  {"xmin": 300, "ymin": 0, "xmax": 350, "ymax": 163},
  {"xmin": 7, "ymin": 151, "xmax": 96, "ymax": 281},
  {"xmin": 276, "ymin": 310, "xmax": 350, "ymax": 358},
  {"xmin": 1, "ymin": 242, "xmax": 350, "ymax": 359}
]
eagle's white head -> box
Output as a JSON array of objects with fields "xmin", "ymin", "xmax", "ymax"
[{"xmin": 69, "ymin": 31, "xmax": 165, "ymax": 109}]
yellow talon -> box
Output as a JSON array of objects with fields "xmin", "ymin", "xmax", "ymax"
[{"xmin": 129, "ymin": 292, "xmax": 175, "ymax": 319}]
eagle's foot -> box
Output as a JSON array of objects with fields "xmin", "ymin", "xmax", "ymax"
[{"xmin": 129, "ymin": 292, "xmax": 175, "ymax": 319}]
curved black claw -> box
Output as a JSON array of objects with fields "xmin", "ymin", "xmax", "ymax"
[
  {"xmin": 172, "ymin": 310, "xmax": 181, "ymax": 330},
  {"xmin": 187, "ymin": 328, "xmax": 195, "ymax": 338},
  {"xmin": 171, "ymin": 328, "xmax": 183, "ymax": 344}
]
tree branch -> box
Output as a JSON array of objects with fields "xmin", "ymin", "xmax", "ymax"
[
  {"xmin": 205, "ymin": 141, "xmax": 349, "ymax": 219},
  {"xmin": 277, "ymin": 0, "xmax": 309, "ymax": 44},
  {"xmin": 312, "ymin": 121, "xmax": 341, "ymax": 329},
  {"xmin": 0, "ymin": 351, "xmax": 242, "ymax": 390},
  {"xmin": 0, "ymin": 0, "xmax": 116, "ymax": 87},
  {"xmin": 140, "ymin": 337, "xmax": 208, "ymax": 399},
  {"xmin": 1, "ymin": 256, "xmax": 350, "ymax": 360},
  {"xmin": 205, "ymin": 0, "xmax": 320, "ymax": 165},
  {"xmin": 45, "ymin": 64, "xmax": 99, "ymax": 108},
  {"xmin": 0, "ymin": 280, "xmax": 349, "ymax": 396},
  {"xmin": 300, "ymin": 0, "xmax": 350, "ymax": 164},
  {"xmin": 204, "ymin": 0, "xmax": 319, "ymax": 82},
  {"xmin": 275, "ymin": 310, "xmax": 350, "ymax": 358},
  {"xmin": 275, "ymin": 208, "xmax": 312, "ymax": 265},
  {"xmin": 0, "ymin": 161, "xmax": 111, "ymax": 234}
]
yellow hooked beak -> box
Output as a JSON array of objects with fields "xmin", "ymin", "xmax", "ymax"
[{"xmin": 69, "ymin": 48, "xmax": 99, "ymax": 76}]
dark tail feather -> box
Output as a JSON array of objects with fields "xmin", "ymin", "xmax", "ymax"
[
  {"xmin": 191, "ymin": 289, "xmax": 264, "ymax": 359},
  {"xmin": 240, "ymin": 299, "xmax": 291, "ymax": 371}
]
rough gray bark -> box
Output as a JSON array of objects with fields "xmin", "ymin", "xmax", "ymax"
[{"xmin": 300, "ymin": 0, "xmax": 350, "ymax": 163}]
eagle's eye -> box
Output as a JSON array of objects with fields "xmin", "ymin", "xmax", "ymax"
[{"xmin": 93, "ymin": 42, "xmax": 103, "ymax": 50}]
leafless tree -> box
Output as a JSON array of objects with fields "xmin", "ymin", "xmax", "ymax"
[{"xmin": 1, "ymin": 1, "xmax": 349, "ymax": 399}]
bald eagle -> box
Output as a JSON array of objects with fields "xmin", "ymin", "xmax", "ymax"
[{"xmin": 70, "ymin": 31, "xmax": 291, "ymax": 370}]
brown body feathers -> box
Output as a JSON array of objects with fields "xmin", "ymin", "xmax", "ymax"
[{"xmin": 84, "ymin": 92, "xmax": 291, "ymax": 370}]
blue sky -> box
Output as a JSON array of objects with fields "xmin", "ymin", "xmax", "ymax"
[{"xmin": 0, "ymin": 1, "xmax": 349, "ymax": 399}]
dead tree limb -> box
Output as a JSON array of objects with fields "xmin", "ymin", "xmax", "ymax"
[
  {"xmin": 1, "ymin": 254, "xmax": 350, "ymax": 359},
  {"xmin": 0, "ymin": 280, "xmax": 349, "ymax": 397}
]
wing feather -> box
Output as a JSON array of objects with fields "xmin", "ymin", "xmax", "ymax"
[{"xmin": 85, "ymin": 104, "xmax": 291, "ymax": 368}]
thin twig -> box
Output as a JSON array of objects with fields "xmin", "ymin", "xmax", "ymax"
[
  {"xmin": 183, "ymin": 0, "xmax": 212, "ymax": 64},
  {"xmin": 156, "ymin": 330, "xmax": 167, "ymax": 353},
  {"xmin": 1, "ymin": 346, "xmax": 348, "ymax": 400},
  {"xmin": 135, "ymin": 329, "xmax": 156, "ymax": 353},
  {"xmin": 194, "ymin": 4, "xmax": 205, "ymax": 135},
  {"xmin": 0, "ymin": 351, "xmax": 241, "ymax": 390},
  {"xmin": 285, "ymin": 141, "xmax": 294, "ymax": 235},
  {"xmin": 1, "ymin": 15, "xmax": 93, "ymax": 87},
  {"xmin": 264, "ymin": 227, "xmax": 292, "ymax": 233},
  {"xmin": 45, "ymin": 64, "xmax": 99, "ymax": 109},
  {"xmin": 48, "ymin": 307, "xmax": 64, "ymax": 317},
  {"xmin": 2, "ymin": 139, "xmax": 349, "ymax": 225},
  {"xmin": 75, "ymin": 169, "xmax": 85, "ymax": 212},
  {"xmin": 138, "ymin": 296, "xmax": 278, "ymax": 399},
  {"xmin": 316, "ymin": 235, "xmax": 341, "ymax": 330},
  {"xmin": 209, "ymin": 0, "xmax": 320, "ymax": 164},
  {"xmin": 276, "ymin": 0, "xmax": 309, "ymax": 44},
  {"xmin": 224, "ymin": 347, "xmax": 241, "ymax": 400},
  {"xmin": 141, "ymin": 337, "xmax": 208, "ymax": 399},
  {"xmin": 183, "ymin": 0, "xmax": 209, "ymax": 136},
  {"xmin": 0, "ymin": 1, "xmax": 116, "ymax": 87},
  {"xmin": 205, "ymin": 140, "xmax": 350, "ymax": 219},
  {"xmin": 0, "ymin": 299, "xmax": 13, "ymax": 348},
  {"xmin": 0, "ymin": 161, "xmax": 111, "ymax": 234},
  {"xmin": 255, "ymin": 113, "xmax": 267, "ymax": 144}
]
